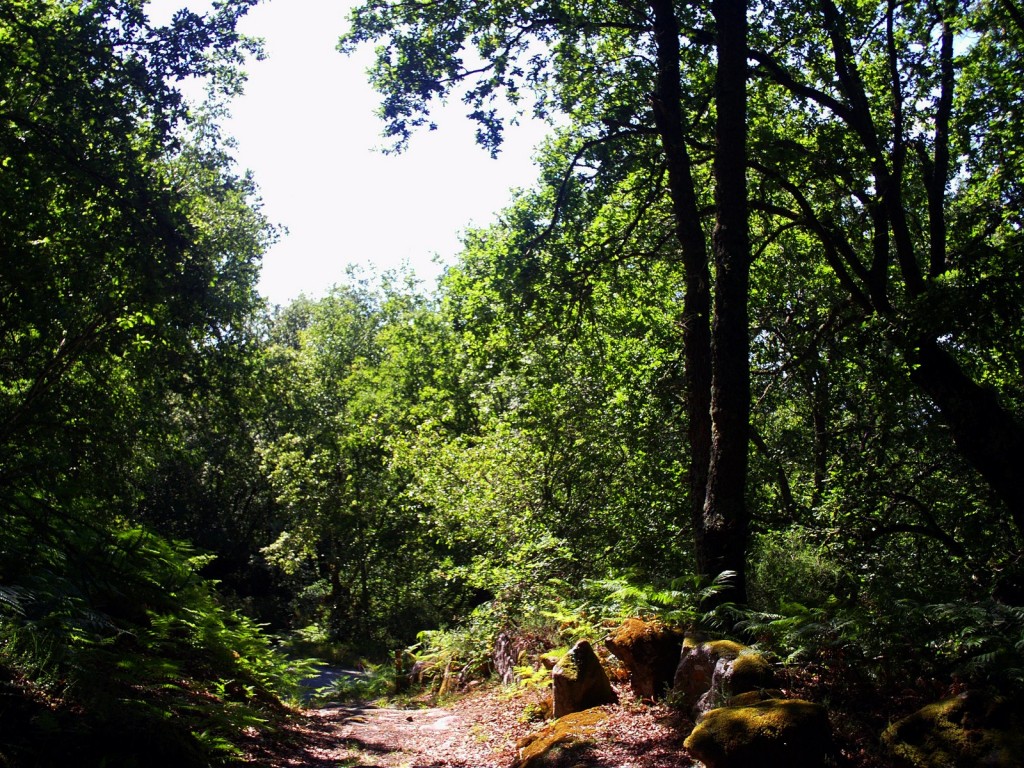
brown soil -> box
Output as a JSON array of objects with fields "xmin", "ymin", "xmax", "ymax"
[{"xmin": 242, "ymin": 683, "xmax": 699, "ymax": 767}]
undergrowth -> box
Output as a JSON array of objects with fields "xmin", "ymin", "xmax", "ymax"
[
  {"xmin": 0, "ymin": 519, "xmax": 314, "ymax": 766},
  {"xmin": 406, "ymin": 570, "xmax": 737, "ymax": 698}
]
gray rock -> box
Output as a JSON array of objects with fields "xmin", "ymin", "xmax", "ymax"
[{"xmin": 673, "ymin": 639, "xmax": 776, "ymax": 717}]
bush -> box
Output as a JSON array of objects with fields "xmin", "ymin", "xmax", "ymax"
[{"xmin": 747, "ymin": 528, "xmax": 848, "ymax": 611}]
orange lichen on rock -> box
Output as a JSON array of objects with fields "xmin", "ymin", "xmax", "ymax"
[{"xmin": 605, "ymin": 618, "xmax": 685, "ymax": 698}]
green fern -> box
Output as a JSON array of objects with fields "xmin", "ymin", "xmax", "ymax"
[
  {"xmin": 0, "ymin": 585, "xmax": 28, "ymax": 616},
  {"xmin": 1, "ymin": 518, "xmax": 310, "ymax": 762},
  {"xmin": 732, "ymin": 600, "xmax": 859, "ymax": 664},
  {"xmin": 582, "ymin": 569, "xmax": 736, "ymax": 627},
  {"xmin": 513, "ymin": 660, "xmax": 556, "ymax": 691},
  {"xmin": 927, "ymin": 600, "xmax": 1024, "ymax": 688}
]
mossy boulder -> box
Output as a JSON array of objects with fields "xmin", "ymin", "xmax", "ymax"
[
  {"xmin": 673, "ymin": 638, "xmax": 777, "ymax": 716},
  {"xmin": 723, "ymin": 688, "xmax": 787, "ymax": 707},
  {"xmin": 551, "ymin": 640, "xmax": 617, "ymax": 718},
  {"xmin": 727, "ymin": 651, "xmax": 774, "ymax": 693},
  {"xmin": 683, "ymin": 698, "xmax": 832, "ymax": 768},
  {"xmin": 515, "ymin": 707, "xmax": 609, "ymax": 768},
  {"xmin": 881, "ymin": 692, "xmax": 1024, "ymax": 768},
  {"xmin": 605, "ymin": 618, "xmax": 686, "ymax": 698}
]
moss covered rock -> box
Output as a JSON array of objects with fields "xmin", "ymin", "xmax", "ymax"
[
  {"xmin": 515, "ymin": 707, "xmax": 609, "ymax": 768},
  {"xmin": 881, "ymin": 692, "xmax": 1024, "ymax": 768},
  {"xmin": 551, "ymin": 640, "xmax": 617, "ymax": 718},
  {"xmin": 683, "ymin": 698, "xmax": 831, "ymax": 768},
  {"xmin": 722, "ymin": 688, "xmax": 787, "ymax": 707},
  {"xmin": 673, "ymin": 638, "xmax": 777, "ymax": 716},
  {"xmin": 605, "ymin": 618, "xmax": 685, "ymax": 699}
]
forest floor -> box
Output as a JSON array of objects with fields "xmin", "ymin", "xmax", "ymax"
[{"xmin": 242, "ymin": 682, "xmax": 700, "ymax": 767}]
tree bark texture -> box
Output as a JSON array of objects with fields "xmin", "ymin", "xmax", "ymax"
[
  {"xmin": 702, "ymin": 0, "xmax": 751, "ymax": 606},
  {"xmin": 649, "ymin": 0, "xmax": 713, "ymax": 570}
]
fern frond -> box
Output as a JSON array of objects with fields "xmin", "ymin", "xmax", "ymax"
[{"xmin": 0, "ymin": 585, "xmax": 30, "ymax": 615}]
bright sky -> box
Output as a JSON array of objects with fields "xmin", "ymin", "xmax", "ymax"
[{"xmin": 151, "ymin": 0, "xmax": 549, "ymax": 306}]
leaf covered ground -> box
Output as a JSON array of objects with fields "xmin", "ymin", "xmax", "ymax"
[{"xmin": 242, "ymin": 682, "xmax": 699, "ymax": 767}]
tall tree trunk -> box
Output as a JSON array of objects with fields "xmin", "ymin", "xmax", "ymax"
[
  {"xmin": 702, "ymin": 0, "xmax": 751, "ymax": 607},
  {"xmin": 649, "ymin": 0, "xmax": 713, "ymax": 568}
]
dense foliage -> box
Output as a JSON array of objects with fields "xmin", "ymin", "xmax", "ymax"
[
  {"xmin": 3, "ymin": 0, "xmax": 1024, "ymax": 765},
  {"xmin": 0, "ymin": 2, "xmax": 304, "ymax": 765},
  {"xmin": 335, "ymin": 0, "xmax": 1024, "ymax": 675}
]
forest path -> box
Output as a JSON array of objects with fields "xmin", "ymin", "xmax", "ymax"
[
  {"xmin": 245, "ymin": 685, "xmax": 697, "ymax": 767},
  {"xmin": 299, "ymin": 703, "xmax": 470, "ymax": 766},
  {"xmin": 242, "ymin": 661, "xmax": 704, "ymax": 768},
  {"xmin": 245, "ymin": 687, "xmax": 527, "ymax": 767}
]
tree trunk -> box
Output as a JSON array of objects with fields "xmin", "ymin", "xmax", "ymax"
[
  {"xmin": 910, "ymin": 338, "xmax": 1024, "ymax": 535},
  {"xmin": 702, "ymin": 0, "xmax": 751, "ymax": 608},
  {"xmin": 649, "ymin": 0, "xmax": 713, "ymax": 569}
]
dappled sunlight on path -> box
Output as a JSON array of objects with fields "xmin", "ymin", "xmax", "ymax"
[{"xmin": 242, "ymin": 683, "xmax": 699, "ymax": 768}]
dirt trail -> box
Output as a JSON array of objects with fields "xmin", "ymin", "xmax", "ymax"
[
  {"xmin": 246, "ymin": 694, "xmax": 525, "ymax": 767},
  {"xmin": 244, "ymin": 684, "xmax": 694, "ymax": 767},
  {"xmin": 335, "ymin": 705, "xmax": 467, "ymax": 761}
]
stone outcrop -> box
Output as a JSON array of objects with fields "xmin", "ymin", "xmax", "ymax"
[
  {"xmin": 551, "ymin": 640, "xmax": 618, "ymax": 718},
  {"xmin": 881, "ymin": 692, "xmax": 1024, "ymax": 767},
  {"xmin": 605, "ymin": 618, "xmax": 685, "ymax": 698},
  {"xmin": 515, "ymin": 707, "xmax": 609, "ymax": 768},
  {"xmin": 673, "ymin": 638, "xmax": 776, "ymax": 716},
  {"xmin": 683, "ymin": 698, "xmax": 832, "ymax": 768}
]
